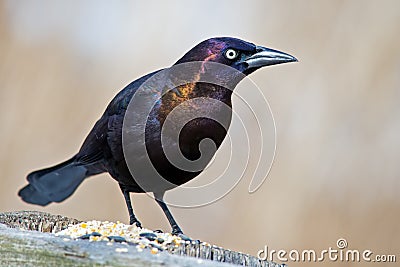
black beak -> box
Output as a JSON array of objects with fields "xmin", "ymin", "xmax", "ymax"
[{"xmin": 244, "ymin": 46, "xmax": 298, "ymax": 69}]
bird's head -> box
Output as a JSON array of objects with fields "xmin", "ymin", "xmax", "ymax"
[{"xmin": 175, "ymin": 37, "xmax": 297, "ymax": 76}]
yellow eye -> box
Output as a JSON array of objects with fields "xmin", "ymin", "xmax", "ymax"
[{"xmin": 225, "ymin": 49, "xmax": 238, "ymax": 60}]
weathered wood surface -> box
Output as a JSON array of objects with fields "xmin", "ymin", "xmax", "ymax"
[{"xmin": 0, "ymin": 211, "xmax": 285, "ymax": 267}]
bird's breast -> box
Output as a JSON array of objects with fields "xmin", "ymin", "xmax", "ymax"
[{"xmin": 144, "ymin": 84, "xmax": 233, "ymax": 179}]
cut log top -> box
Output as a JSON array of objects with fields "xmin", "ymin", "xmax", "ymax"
[{"xmin": 0, "ymin": 211, "xmax": 285, "ymax": 267}]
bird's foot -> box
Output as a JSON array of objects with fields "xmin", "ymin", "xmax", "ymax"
[
  {"xmin": 171, "ymin": 228, "xmax": 196, "ymax": 242},
  {"xmin": 177, "ymin": 233, "xmax": 193, "ymax": 242},
  {"xmin": 129, "ymin": 218, "xmax": 142, "ymax": 228},
  {"xmin": 171, "ymin": 226, "xmax": 182, "ymax": 236}
]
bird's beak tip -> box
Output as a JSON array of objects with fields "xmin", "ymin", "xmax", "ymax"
[{"xmin": 244, "ymin": 46, "xmax": 298, "ymax": 68}]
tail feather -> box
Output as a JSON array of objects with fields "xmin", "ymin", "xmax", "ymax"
[{"xmin": 18, "ymin": 158, "xmax": 88, "ymax": 206}]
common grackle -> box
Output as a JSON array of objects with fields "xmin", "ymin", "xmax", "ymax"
[{"xmin": 19, "ymin": 37, "xmax": 296, "ymax": 235}]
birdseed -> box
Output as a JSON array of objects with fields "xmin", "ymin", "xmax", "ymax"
[{"xmin": 56, "ymin": 220, "xmax": 186, "ymax": 252}]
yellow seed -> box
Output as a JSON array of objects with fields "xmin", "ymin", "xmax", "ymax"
[
  {"xmin": 151, "ymin": 248, "xmax": 158, "ymax": 254},
  {"xmin": 81, "ymin": 223, "xmax": 87, "ymax": 228}
]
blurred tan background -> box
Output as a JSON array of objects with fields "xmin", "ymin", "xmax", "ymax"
[{"xmin": 0, "ymin": 1, "xmax": 399, "ymax": 266}]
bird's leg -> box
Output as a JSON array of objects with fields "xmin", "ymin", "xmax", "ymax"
[
  {"xmin": 154, "ymin": 192, "xmax": 183, "ymax": 235},
  {"xmin": 119, "ymin": 184, "xmax": 142, "ymax": 227}
]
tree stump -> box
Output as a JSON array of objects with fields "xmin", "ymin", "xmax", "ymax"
[{"xmin": 0, "ymin": 211, "xmax": 285, "ymax": 267}]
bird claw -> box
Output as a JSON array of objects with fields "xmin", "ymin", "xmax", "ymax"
[
  {"xmin": 130, "ymin": 220, "xmax": 142, "ymax": 228},
  {"xmin": 175, "ymin": 233, "xmax": 192, "ymax": 242}
]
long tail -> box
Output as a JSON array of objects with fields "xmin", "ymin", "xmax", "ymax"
[{"xmin": 18, "ymin": 157, "xmax": 88, "ymax": 206}]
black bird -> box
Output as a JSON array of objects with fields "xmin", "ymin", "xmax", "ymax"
[{"xmin": 19, "ymin": 37, "xmax": 296, "ymax": 235}]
